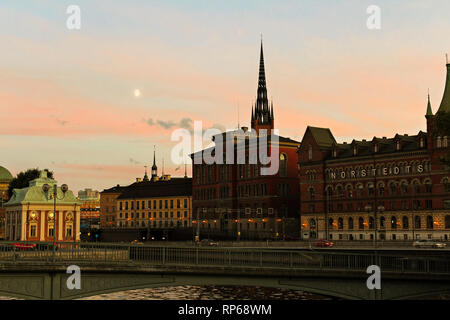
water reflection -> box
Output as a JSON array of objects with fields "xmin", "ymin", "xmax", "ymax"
[{"xmin": 79, "ymin": 286, "xmax": 333, "ymax": 300}]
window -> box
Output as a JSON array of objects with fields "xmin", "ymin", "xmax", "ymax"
[
  {"xmin": 427, "ymin": 215, "xmax": 433, "ymax": 229},
  {"xmin": 391, "ymin": 216, "xmax": 397, "ymax": 230},
  {"xmin": 368, "ymin": 183, "xmax": 375, "ymax": 196},
  {"xmin": 415, "ymin": 216, "xmax": 421, "ymax": 229},
  {"xmin": 357, "ymin": 184, "xmax": 363, "ymax": 198},
  {"xmin": 402, "ymin": 216, "xmax": 409, "ymax": 229},
  {"xmin": 389, "ymin": 183, "xmax": 397, "ymax": 195},
  {"xmin": 444, "ymin": 178, "xmax": 450, "ymax": 193},
  {"xmin": 48, "ymin": 225, "xmax": 54, "ymax": 237},
  {"xmin": 280, "ymin": 154, "xmax": 287, "ymax": 177},
  {"xmin": 358, "ymin": 217, "xmax": 364, "ymax": 230},
  {"xmin": 369, "ymin": 217, "xmax": 374, "ymax": 230},
  {"xmin": 348, "ymin": 217, "xmax": 354, "ymax": 230},
  {"xmin": 308, "ymin": 145, "xmax": 312, "ymax": 161},
  {"xmin": 346, "ymin": 185, "xmax": 353, "ymax": 198},
  {"xmin": 30, "ymin": 224, "xmax": 37, "ymax": 238},
  {"xmin": 425, "ymin": 182, "xmax": 432, "ymax": 193},
  {"xmin": 437, "ymin": 136, "xmax": 442, "ymax": 148},
  {"xmin": 338, "ymin": 217, "xmax": 343, "ymax": 230},
  {"xmin": 445, "ymin": 215, "xmax": 450, "ymax": 229},
  {"xmin": 380, "ymin": 216, "xmax": 385, "ymax": 229},
  {"xmin": 309, "ymin": 187, "xmax": 315, "ymax": 200},
  {"xmin": 444, "ymin": 136, "xmax": 448, "ymax": 148},
  {"xmin": 66, "ymin": 225, "xmax": 73, "ymax": 239},
  {"xmin": 401, "ymin": 181, "xmax": 408, "ymax": 195}
]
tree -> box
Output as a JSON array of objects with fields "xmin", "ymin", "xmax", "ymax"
[
  {"xmin": 7, "ymin": 168, "xmax": 54, "ymax": 198},
  {"xmin": 433, "ymin": 111, "xmax": 450, "ymax": 167}
]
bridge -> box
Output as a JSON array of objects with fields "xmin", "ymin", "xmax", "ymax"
[{"xmin": 0, "ymin": 242, "xmax": 449, "ymax": 300}]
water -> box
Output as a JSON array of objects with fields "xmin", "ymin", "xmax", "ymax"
[
  {"xmin": 79, "ymin": 286, "xmax": 333, "ymax": 300},
  {"xmin": 0, "ymin": 286, "xmax": 333, "ymax": 300}
]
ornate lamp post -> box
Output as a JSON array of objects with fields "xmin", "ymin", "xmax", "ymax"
[{"xmin": 43, "ymin": 183, "xmax": 69, "ymax": 246}]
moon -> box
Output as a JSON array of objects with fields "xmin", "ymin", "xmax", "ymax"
[{"xmin": 134, "ymin": 89, "xmax": 141, "ymax": 98}]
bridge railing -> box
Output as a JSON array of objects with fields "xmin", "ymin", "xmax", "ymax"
[{"xmin": 0, "ymin": 241, "xmax": 449, "ymax": 275}]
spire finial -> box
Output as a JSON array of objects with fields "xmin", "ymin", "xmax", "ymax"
[{"xmin": 426, "ymin": 89, "xmax": 433, "ymax": 116}]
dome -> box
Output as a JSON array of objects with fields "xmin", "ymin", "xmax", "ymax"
[{"xmin": 0, "ymin": 166, "xmax": 13, "ymax": 182}]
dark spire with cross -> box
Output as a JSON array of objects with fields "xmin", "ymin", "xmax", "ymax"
[
  {"xmin": 251, "ymin": 36, "xmax": 274, "ymax": 132},
  {"xmin": 151, "ymin": 145, "xmax": 157, "ymax": 178}
]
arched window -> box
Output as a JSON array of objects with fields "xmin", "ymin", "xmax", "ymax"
[
  {"xmin": 309, "ymin": 219, "xmax": 316, "ymax": 228},
  {"xmin": 380, "ymin": 216, "xmax": 385, "ymax": 229},
  {"xmin": 369, "ymin": 216, "xmax": 374, "ymax": 230},
  {"xmin": 346, "ymin": 185, "xmax": 353, "ymax": 198},
  {"xmin": 359, "ymin": 217, "xmax": 364, "ymax": 230},
  {"xmin": 308, "ymin": 145, "xmax": 313, "ymax": 161},
  {"xmin": 427, "ymin": 215, "xmax": 433, "ymax": 229},
  {"xmin": 391, "ymin": 216, "xmax": 397, "ymax": 229},
  {"xmin": 390, "ymin": 182, "xmax": 397, "ymax": 195},
  {"xmin": 402, "ymin": 216, "xmax": 409, "ymax": 229},
  {"xmin": 368, "ymin": 183, "xmax": 375, "ymax": 196},
  {"xmin": 338, "ymin": 217, "xmax": 343, "ymax": 230},
  {"xmin": 425, "ymin": 181, "xmax": 432, "ymax": 193},
  {"xmin": 328, "ymin": 218, "xmax": 334, "ymax": 228},
  {"xmin": 444, "ymin": 136, "xmax": 448, "ymax": 148},
  {"xmin": 280, "ymin": 153, "xmax": 287, "ymax": 177},
  {"xmin": 437, "ymin": 136, "xmax": 442, "ymax": 148},
  {"xmin": 357, "ymin": 184, "xmax": 363, "ymax": 198},
  {"xmin": 401, "ymin": 181, "xmax": 408, "ymax": 195},
  {"xmin": 415, "ymin": 216, "xmax": 421, "ymax": 229},
  {"xmin": 445, "ymin": 215, "xmax": 450, "ymax": 229},
  {"xmin": 337, "ymin": 186, "xmax": 343, "ymax": 199},
  {"xmin": 413, "ymin": 181, "xmax": 421, "ymax": 194},
  {"xmin": 396, "ymin": 141, "xmax": 401, "ymax": 150},
  {"xmin": 348, "ymin": 217, "xmax": 354, "ymax": 230}
]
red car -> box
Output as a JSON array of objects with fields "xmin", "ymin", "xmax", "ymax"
[
  {"xmin": 9, "ymin": 243, "xmax": 37, "ymax": 251},
  {"xmin": 315, "ymin": 239, "xmax": 334, "ymax": 248}
]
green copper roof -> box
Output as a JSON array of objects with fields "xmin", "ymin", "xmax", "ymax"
[
  {"xmin": 5, "ymin": 170, "xmax": 80, "ymax": 206},
  {"xmin": 0, "ymin": 166, "xmax": 13, "ymax": 182},
  {"xmin": 438, "ymin": 64, "xmax": 450, "ymax": 113}
]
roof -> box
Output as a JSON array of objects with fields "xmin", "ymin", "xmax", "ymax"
[
  {"xmin": 308, "ymin": 126, "xmax": 337, "ymax": 149},
  {"xmin": 0, "ymin": 166, "xmax": 13, "ymax": 182},
  {"xmin": 438, "ymin": 64, "xmax": 450, "ymax": 113},
  {"xmin": 330, "ymin": 133, "xmax": 427, "ymax": 159},
  {"xmin": 5, "ymin": 171, "xmax": 80, "ymax": 206},
  {"xmin": 117, "ymin": 178, "xmax": 192, "ymax": 200},
  {"xmin": 101, "ymin": 184, "xmax": 130, "ymax": 194}
]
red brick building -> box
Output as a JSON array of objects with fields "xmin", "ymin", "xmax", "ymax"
[
  {"xmin": 191, "ymin": 43, "xmax": 300, "ymax": 240},
  {"xmin": 298, "ymin": 62, "xmax": 450, "ymax": 242}
]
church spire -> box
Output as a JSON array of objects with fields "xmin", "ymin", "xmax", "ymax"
[
  {"xmin": 426, "ymin": 91, "xmax": 433, "ymax": 117},
  {"xmin": 251, "ymin": 38, "xmax": 274, "ymax": 131},
  {"xmin": 151, "ymin": 145, "xmax": 157, "ymax": 179},
  {"xmin": 438, "ymin": 56, "xmax": 450, "ymax": 113},
  {"xmin": 143, "ymin": 165, "xmax": 149, "ymax": 182}
]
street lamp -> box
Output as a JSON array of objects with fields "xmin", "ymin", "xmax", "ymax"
[
  {"xmin": 43, "ymin": 183, "xmax": 69, "ymax": 245},
  {"xmin": 365, "ymin": 204, "xmax": 384, "ymax": 249}
]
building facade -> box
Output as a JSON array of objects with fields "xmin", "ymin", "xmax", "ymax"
[
  {"xmin": 298, "ymin": 62, "xmax": 450, "ymax": 242},
  {"xmin": 78, "ymin": 189, "xmax": 100, "ymax": 229},
  {"xmin": 191, "ymin": 43, "xmax": 300, "ymax": 240},
  {"xmin": 4, "ymin": 171, "xmax": 81, "ymax": 242},
  {"xmin": 0, "ymin": 166, "xmax": 13, "ymax": 239},
  {"xmin": 99, "ymin": 184, "xmax": 128, "ymax": 228},
  {"xmin": 115, "ymin": 176, "xmax": 192, "ymax": 230}
]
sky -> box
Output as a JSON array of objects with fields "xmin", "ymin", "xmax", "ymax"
[{"xmin": 0, "ymin": 0, "xmax": 449, "ymax": 193}]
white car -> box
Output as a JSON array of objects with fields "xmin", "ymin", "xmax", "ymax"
[{"xmin": 413, "ymin": 239, "xmax": 447, "ymax": 248}]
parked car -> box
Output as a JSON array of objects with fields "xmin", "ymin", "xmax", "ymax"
[
  {"xmin": 413, "ymin": 239, "xmax": 447, "ymax": 248},
  {"xmin": 199, "ymin": 239, "xmax": 219, "ymax": 247},
  {"xmin": 315, "ymin": 239, "xmax": 334, "ymax": 248},
  {"xmin": 9, "ymin": 243, "xmax": 37, "ymax": 251}
]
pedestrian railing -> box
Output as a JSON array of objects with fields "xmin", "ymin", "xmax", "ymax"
[{"xmin": 0, "ymin": 241, "xmax": 449, "ymax": 275}]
